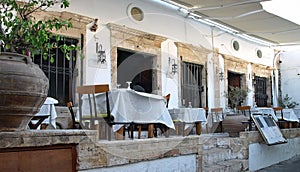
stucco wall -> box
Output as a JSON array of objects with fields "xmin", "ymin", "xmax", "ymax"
[
  {"xmin": 249, "ymin": 137, "xmax": 300, "ymax": 171},
  {"xmin": 280, "ymin": 50, "xmax": 300, "ymax": 108},
  {"xmin": 46, "ymin": 0, "xmax": 278, "ymax": 108}
]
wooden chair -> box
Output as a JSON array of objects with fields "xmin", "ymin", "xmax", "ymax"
[
  {"xmin": 67, "ymin": 101, "xmax": 82, "ymax": 129},
  {"xmin": 77, "ymin": 84, "xmax": 125, "ymax": 140},
  {"xmin": 237, "ymin": 106, "xmax": 254, "ymax": 131},
  {"xmin": 154, "ymin": 93, "xmax": 171, "ymax": 137},
  {"xmin": 210, "ymin": 108, "xmax": 224, "ymax": 133},
  {"xmin": 273, "ymin": 107, "xmax": 289, "ymax": 128},
  {"xmin": 134, "ymin": 93, "xmax": 171, "ymax": 139},
  {"xmin": 28, "ymin": 115, "xmax": 50, "ymax": 129}
]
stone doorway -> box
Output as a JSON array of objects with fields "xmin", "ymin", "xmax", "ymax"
[
  {"xmin": 227, "ymin": 71, "xmax": 243, "ymax": 107},
  {"xmin": 228, "ymin": 71, "xmax": 242, "ymax": 88},
  {"xmin": 117, "ymin": 48, "xmax": 156, "ymax": 93}
]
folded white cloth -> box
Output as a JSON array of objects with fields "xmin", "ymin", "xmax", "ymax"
[{"xmin": 35, "ymin": 97, "xmax": 58, "ymax": 128}]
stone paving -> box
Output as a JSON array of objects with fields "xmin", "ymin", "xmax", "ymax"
[{"xmin": 257, "ymin": 155, "xmax": 300, "ymax": 172}]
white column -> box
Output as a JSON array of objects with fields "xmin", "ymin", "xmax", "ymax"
[
  {"xmin": 219, "ymin": 55, "xmax": 226, "ymax": 108},
  {"xmin": 247, "ymin": 64, "xmax": 254, "ymax": 106},
  {"xmin": 207, "ymin": 53, "xmax": 215, "ymax": 109},
  {"xmin": 161, "ymin": 39, "xmax": 179, "ymax": 108}
]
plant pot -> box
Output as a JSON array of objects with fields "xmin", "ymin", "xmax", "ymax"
[
  {"xmin": 0, "ymin": 52, "xmax": 49, "ymax": 131},
  {"xmin": 222, "ymin": 113, "xmax": 249, "ymax": 137}
]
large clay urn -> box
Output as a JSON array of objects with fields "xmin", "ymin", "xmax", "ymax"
[{"xmin": 0, "ymin": 52, "xmax": 49, "ymax": 131}]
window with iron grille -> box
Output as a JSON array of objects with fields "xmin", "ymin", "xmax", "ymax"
[
  {"xmin": 33, "ymin": 38, "xmax": 78, "ymax": 106},
  {"xmin": 254, "ymin": 76, "xmax": 268, "ymax": 107},
  {"xmin": 181, "ymin": 62, "xmax": 203, "ymax": 108}
]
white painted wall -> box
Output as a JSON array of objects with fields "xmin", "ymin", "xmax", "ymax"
[
  {"xmin": 82, "ymin": 154, "xmax": 197, "ymax": 172},
  {"xmin": 207, "ymin": 53, "xmax": 215, "ymax": 109},
  {"xmin": 161, "ymin": 40, "xmax": 179, "ymax": 108},
  {"xmin": 50, "ymin": 0, "xmax": 278, "ymax": 107},
  {"xmin": 249, "ymin": 137, "xmax": 300, "ymax": 171},
  {"xmin": 280, "ymin": 50, "xmax": 300, "ymax": 108}
]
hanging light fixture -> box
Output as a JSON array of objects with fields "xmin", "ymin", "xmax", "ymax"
[
  {"xmin": 169, "ymin": 57, "xmax": 178, "ymax": 75},
  {"xmin": 96, "ymin": 42, "xmax": 106, "ymax": 64},
  {"xmin": 219, "ymin": 71, "xmax": 224, "ymax": 81},
  {"xmin": 216, "ymin": 67, "xmax": 224, "ymax": 81}
]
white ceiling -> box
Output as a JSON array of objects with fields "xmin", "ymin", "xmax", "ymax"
[{"xmin": 161, "ymin": 0, "xmax": 300, "ymax": 45}]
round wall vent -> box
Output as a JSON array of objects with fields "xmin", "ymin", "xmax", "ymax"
[
  {"xmin": 232, "ymin": 40, "xmax": 240, "ymax": 51},
  {"xmin": 256, "ymin": 49, "xmax": 262, "ymax": 58},
  {"xmin": 129, "ymin": 6, "xmax": 144, "ymax": 21}
]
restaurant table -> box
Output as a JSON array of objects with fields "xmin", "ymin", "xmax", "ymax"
[
  {"xmin": 29, "ymin": 97, "xmax": 58, "ymax": 129},
  {"xmin": 168, "ymin": 108, "xmax": 207, "ymax": 135},
  {"xmin": 281, "ymin": 109, "xmax": 299, "ymax": 122},
  {"xmin": 81, "ymin": 88, "xmax": 175, "ymax": 133},
  {"xmin": 292, "ymin": 108, "xmax": 300, "ymax": 119},
  {"xmin": 255, "ymin": 107, "xmax": 278, "ymax": 122},
  {"xmin": 168, "ymin": 108, "xmax": 207, "ymax": 124}
]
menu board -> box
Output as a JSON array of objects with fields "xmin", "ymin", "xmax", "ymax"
[{"xmin": 251, "ymin": 113, "xmax": 287, "ymax": 145}]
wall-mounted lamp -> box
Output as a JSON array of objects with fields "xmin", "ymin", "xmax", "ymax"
[
  {"xmin": 90, "ymin": 18, "xmax": 98, "ymax": 32},
  {"xmin": 216, "ymin": 67, "xmax": 224, "ymax": 81},
  {"xmin": 169, "ymin": 57, "xmax": 178, "ymax": 75},
  {"xmin": 253, "ymin": 73, "xmax": 257, "ymax": 85},
  {"xmin": 96, "ymin": 42, "xmax": 106, "ymax": 64},
  {"xmin": 219, "ymin": 71, "xmax": 224, "ymax": 81}
]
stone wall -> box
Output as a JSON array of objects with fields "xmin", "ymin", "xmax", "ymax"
[
  {"xmin": 108, "ymin": 23, "xmax": 167, "ymax": 92},
  {"xmin": 0, "ymin": 129, "xmax": 299, "ymax": 171}
]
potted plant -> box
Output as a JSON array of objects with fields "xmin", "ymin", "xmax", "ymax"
[
  {"xmin": 223, "ymin": 86, "xmax": 249, "ymax": 136},
  {"xmin": 226, "ymin": 86, "xmax": 248, "ymax": 112},
  {"xmin": 279, "ymin": 94, "xmax": 299, "ymax": 108},
  {"xmin": 0, "ymin": 0, "xmax": 78, "ymax": 131}
]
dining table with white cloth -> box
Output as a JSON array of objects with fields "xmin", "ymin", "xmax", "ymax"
[
  {"xmin": 254, "ymin": 107, "xmax": 299, "ymax": 123},
  {"xmin": 291, "ymin": 108, "xmax": 300, "ymax": 119},
  {"xmin": 168, "ymin": 108, "xmax": 207, "ymax": 124},
  {"xmin": 255, "ymin": 107, "xmax": 278, "ymax": 122},
  {"xmin": 81, "ymin": 88, "xmax": 175, "ymax": 132},
  {"xmin": 168, "ymin": 108, "xmax": 207, "ymax": 135},
  {"xmin": 33, "ymin": 97, "xmax": 58, "ymax": 128},
  {"xmin": 281, "ymin": 108, "xmax": 299, "ymax": 122}
]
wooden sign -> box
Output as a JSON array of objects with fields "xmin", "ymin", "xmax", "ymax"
[{"xmin": 251, "ymin": 113, "xmax": 287, "ymax": 145}]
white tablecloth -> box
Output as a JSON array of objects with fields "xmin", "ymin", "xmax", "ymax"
[
  {"xmin": 81, "ymin": 89, "xmax": 175, "ymax": 132},
  {"xmin": 292, "ymin": 108, "xmax": 300, "ymax": 119},
  {"xmin": 168, "ymin": 108, "xmax": 207, "ymax": 129},
  {"xmin": 168, "ymin": 108, "xmax": 207, "ymax": 123},
  {"xmin": 281, "ymin": 109, "xmax": 299, "ymax": 122},
  {"xmin": 35, "ymin": 97, "xmax": 58, "ymax": 128},
  {"xmin": 255, "ymin": 107, "xmax": 278, "ymax": 122}
]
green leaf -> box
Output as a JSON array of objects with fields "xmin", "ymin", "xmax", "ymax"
[{"xmin": 5, "ymin": 44, "xmax": 10, "ymax": 50}]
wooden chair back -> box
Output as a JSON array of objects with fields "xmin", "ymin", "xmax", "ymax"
[
  {"xmin": 67, "ymin": 101, "xmax": 82, "ymax": 129},
  {"xmin": 273, "ymin": 107, "xmax": 284, "ymax": 120},
  {"xmin": 237, "ymin": 106, "xmax": 251, "ymax": 117},
  {"xmin": 77, "ymin": 84, "xmax": 109, "ymax": 94},
  {"xmin": 164, "ymin": 93, "xmax": 171, "ymax": 108},
  {"xmin": 210, "ymin": 107, "xmax": 224, "ymax": 132},
  {"xmin": 153, "ymin": 93, "xmax": 171, "ymax": 138},
  {"xmin": 211, "ymin": 108, "xmax": 223, "ymax": 113},
  {"xmin": 237, "ymin": 105, "xmax": 254, "ymax": 131},
  {"xmin": 203, "ymin": 107, "xmax": 209, "ymax": 117}
]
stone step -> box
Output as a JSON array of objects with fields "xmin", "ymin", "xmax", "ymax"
[
  {"xmin": 203, "ymin": 159, "xmax": 248, "ymax": 172},
  {"xmin": 202, "ymin": 148, "xmax": 231, "ymax": 165}
]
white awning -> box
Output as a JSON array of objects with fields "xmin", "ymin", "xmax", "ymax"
[{"xmin": 162, "ymin": 0, "xmax": 300, "ymax": 45}]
